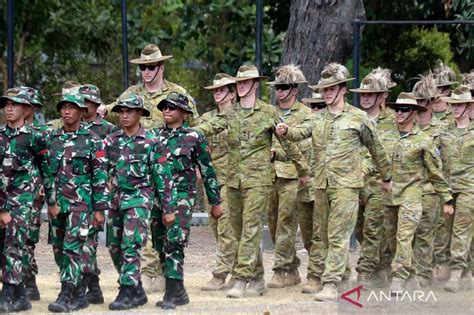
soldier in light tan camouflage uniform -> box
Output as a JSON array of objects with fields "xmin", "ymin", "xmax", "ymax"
[{"xmin": 266, "ymin": 65, "xmax": 311, "ymax": 289}]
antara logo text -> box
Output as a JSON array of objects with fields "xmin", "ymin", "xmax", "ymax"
[{"xmin": 341, "ymin": 285, "xmax": 438, "ymax": 308}]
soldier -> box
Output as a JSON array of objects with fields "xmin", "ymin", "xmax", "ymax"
[
  {"xmin": 200, "ymin": 73, "xmax": 238, "ymax": 291},
  {"xmin": 432, "ymin": 60, "xmax": 457, "ymax": 124},
  {"xmin": 410, "ymin": 74, "xmax": 448, "ymax": 287},
  {"xmin": 151, "ymin": 92, "xmax": 223, "ymax": 309},
  {"xmin": 47, "ymin": 93, "xmax": 109, "ymax": 312},
  {"xmin": 437, "ymin": 86, "xmax": 474, "ymax": 292},
  {"xmin": 105, "ymin": 93, "xmax": 176, "ymax": 310},
  {"xmin": 383, "ymin": 93, "xmax": 453, "ymax": 294},
  {"xmin": 77, "ymin": 84, "xmax": 118, "ymax": 305},
  {"xmin": 349, "ymin": 68, "xmax": 399, "ymax": 288},
  {"xmin": 266, "ymin": 64, "xmax": 311, "ymax": 289},
  {"xmin": 47, "ymin": 81, "xmax": 82, "ymax": 130},
  {"xmin": 0, "ymin": 87, "xmax": 57, "ymax": 312},
  {"xmin": 276, "ymin": 63, "xmax": 392, "ymax": 301}
]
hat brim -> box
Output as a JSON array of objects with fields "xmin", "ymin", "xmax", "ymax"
[
  {"xmin": 309, "ymin": 78, "xmax": 355, "ymax": 89},
  {"xmin": 437, "ymin": 81, "xmax": 458, "ymax": 88},
  {"xmin": 111, "ymin": 104, "xmax": 151, "ymax": 117},
  {"xmin": 157, "ymin": 99, "xmax": 193, "ymax": 114},
  {"xmin": 203, "ymin": 82, "xmax": 235, "ymax": 90},
  {"xmin": 440, "ymin": 96, "xmax": 474, "ymax": 104},
  {"xmin": 56, "ymin": 100, "xmax": 87, "ymax": 112},
  {"xmin": 301, "ymin": 98, "xmax": 325, "ymax": 104},
  {"xmin": 267, "ymin": 80, "xmax": 307, "ymax": 85},
  {"xmin": 84, "ymin": 97, "xmax": 103, "ymax": 105},
  {"xmin": 232, "ymin": 76, "xmax": 269, "ymax": 82},
  {"xmin": 386, "ymin": 102, "xmax": 428, "ymax": 112},
  {"xmin": 0, "ymin": 96, "xmax": 33, "ymax": 108},
  {"xmin": 349, "ymin": 88, "xmax": 388, "ymax": 93},
  {"xmin": 130, "ymin": 55, "xmax": 173, "ymax": 64}
]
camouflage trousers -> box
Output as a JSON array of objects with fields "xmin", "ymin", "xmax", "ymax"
[
  {"xmin": 81, "ymin": 216, "xmax": 101, "ymax": 276},
  {"xmin": 0, "ymin": 206, "xmax": 30, "ymax": 284},
  {"xmin": 385, "ymin": 201, "xmax": 423, "ymax": 280},
  {"xmin": 23, "ymin": 196, "xmax": 44, "ymax": 277},
  {"xmin": 267, "ymin": 177, "xmax": 300, "ymax": 272},
  {"xmin": 433, "ymin": 210, "xmax": 451, "ymax": 266},
  {"xmin": 227, "ymin": 185, "xmax": 267, "ymax": 281},
  {"xmin": 107, "ymin": 207, "xmax": 149, "ymax": 286},
  {"xmin": 208, "ymin": 185, "xmax": 237, "ymax": 277},
  {"xmin": 50, "ymin": 211, "xmax": 89, "ymax": 285},
  {"xmin": 298, "ymin": 200, "xmax": 314, "ymax": 254},
  {"xmin": 308, "ymin": 187, "xmax": 360, "ymax": 285},
  {"xmin": 446, "ymin": 192, "xmax": 474, "ymax": 271},
  {"xmin": 356, "ymin": 189, "xmax": 385, "ymax": 275},
  {"xmin": 413, "ymin": 194, "xmax": 441, "ymax": 279},
  {"xmin": 151, "ymin": 200, "xmax": 193, "ymax": 281}
]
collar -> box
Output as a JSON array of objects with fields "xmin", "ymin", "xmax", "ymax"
[
  {"xmin": 140, "ymin": 79, "xmax": 171, "ymax": 97},
  {"xmin": 400, "ymin": 124, "xmax": 420, "ymax": 138},
  {"xmin": 117, "ymin": 125, "xmax": 146, "ymax": 139}
]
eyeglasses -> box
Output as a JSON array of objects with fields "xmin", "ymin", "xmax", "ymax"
[
  {"xmin": 162, "ymin": 104, "xmax": 178, "ymax": 111},
  {"xmin": 139, "ymin": 64, "xmax": 160, "ymax": 71},
  {"xmin": 310, "ymin": 103, "xmax": 327, "ymax": 110},
  {"xmin": 275, "ymin": 84, "xmax": 295, "ymax": 91},
  {"xmin": 395, "ymin": 106, "xmax": 412, "ymax": 113}
]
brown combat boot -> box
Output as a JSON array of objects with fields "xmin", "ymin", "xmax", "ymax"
[
  {"xmin": 284, "ymin": 269, "xmax": 302, "ymax": 287},
  {"xmin": 246, "ymin": 277, "xmax": 266, "ymax": 297},
  {"xmin": 302, "ymin": 277, "xmax": 322, "ymax": 294},
  {"xmin": 267, "ymin": 271, "xmax": 285, "ymax": 289},
  {"xmin": 357, "ymin": 273, "xmax": 372, "ymax": 289},
  {"xmin": 434, "ymin": 264, "xmax": 451, "ymax": 282},
  {"xmin": 444, "ymin": 269, "xmax": 462, "ymax": 292},
  {"xmin": 314, "ymin": 283, "xmax": 338, "ymax": 302},
  {"xmin": 201, "ymin": 275, "xmax": 226, "ymax": 291},
  {"xmin": 226, "ymin": 279, "xmax": 247, "ymax": 299}
]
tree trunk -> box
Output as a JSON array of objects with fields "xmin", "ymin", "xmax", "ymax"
[{"xmin": 280, "ymin": 0, "xmax": 366, "ymax": 97}]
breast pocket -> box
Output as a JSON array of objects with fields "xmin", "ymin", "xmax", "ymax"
[
  {"xmin": 129, "ymin": 158, "xmax": 147, "ymax": 178},
  {"xmin": 172, "ymin": 147, "xmax": 193, "ymax": 173},
  {"xmin": 12, "ymin": 153, "xmax": 33, "ymax": 172},
  {"xmin": 71, "ymin": 153, "xmax": 91, "ymax": 175}
]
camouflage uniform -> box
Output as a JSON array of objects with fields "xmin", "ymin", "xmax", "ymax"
[
  {"xmin": 49, "ymin": 123, "xmax": 109, "ymax": 286},
  {"xmin": 0, "ymin": 122, "xmax": 56, "ymax": 285},
  {"xmin": 150, "ymin": 125, "xmax": 221, "ymax": 280},
  {"xmin": 284, "ymin": 103, "xmax": 391, "ymax": 286},
  {"xmin": 200, "ymin": 109, "xmax": 237, "ymax": 279},
  {"xmin": 268, "ymin": 101, "xmax": 311, "ymax": 273}
]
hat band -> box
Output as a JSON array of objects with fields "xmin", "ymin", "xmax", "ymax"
[
  {"xmin": 213, "ymin": 78, "xmax": 235, "ymax": 86},
  {"xmin": 141, "ymin": 50, "xmax": 164, "ymax": 61},
  {"xmin": 312, "ymin": 93, "xmax": 323, "ymax": 98},
  {"xmin": 451, "ymin": 92, "xmax": 472, "ymax": 101},
  {"xmin": 236, "ymin": 69, "xmax": 260, "ymax": 78},
  {"xmin": 318, "ymin": 76, "xmax": 347, "ymax": 85},
  {"xmin": 62, "ymin": 87, "xmax": 80, "ymax": 95},
  {"xmin": 396, "ymin": 98, "xmax": 417, "ymax": 105}
]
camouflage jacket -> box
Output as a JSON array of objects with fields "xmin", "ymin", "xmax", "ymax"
[
  {"xmin": 272, "ymin": 101, "xmax": 312, "ymax": 179},
  {"xmin": 84, "ymin": 117, "xmax": 118, "ymax": 140},
  {"xmin": 105, "ymin": 126, "xmax": 176, "ymax": 213},
  {"xmin": 433, "ymin": 108, "xmax": 455, "ymax": 127},
  {"xmin": 386, "ymin": 125, "xmax": 452, "ymax": 206},
  {"xmin": 438, "ymin": 121, "xmax": 474, "ymax": 193},
  {"xmin": 285, "ymin": 103, "xmax": 391, "ymax": 189},
  {"xmin": 29, "ymin": 119, "xmax": 52, "ymax": 197},
  {"xmin": 200, "ymin": 108, "xmax": 230, "ymax": 185},
  {"xmin": 49, "ymin": 125, "xmax": 109, "ymax": 213},
  {"xmin": 0, "ymin": 123, "xmax": 56, "ymax": 211},
  {"xmin": 107, "ymin": 80, "xmax": 200, "ymax": 128},
  {"xmin": 153, "ymin": 124, "xmax": 221, "ymax": 209}
]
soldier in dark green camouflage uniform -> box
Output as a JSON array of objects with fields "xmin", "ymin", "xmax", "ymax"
[
  {"xmin": 0, "ymin": 87, "xmax": 57, "ymax": 313},
  {"xmin": 105, "ymin": 93, "xmax": 177, "ymax": 310},
  {"xmin": 152, "ymin": 92, "xmax": 223, "ymax": 309},
  {"xmin": 47, "ymin": 93, "xmax": 109, "ymax": 313},
  {"xmin": 78, "ymin": 84, "xmax": 118, "ymax": 305}
]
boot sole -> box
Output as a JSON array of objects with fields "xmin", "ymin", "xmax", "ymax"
[
  {"xmin": 109, "ymin": 303, "xmax": 132, "ymax": 311},
  {"xmin": 48, "ymin": 304, "xmax": 70, "ymax": 313}
]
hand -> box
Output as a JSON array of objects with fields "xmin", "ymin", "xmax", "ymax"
[
  {"xmin": 298, "ymin": 175, "xmax": 309, "ymax": 187},
  {"xmin": 93, "ymin": 211, "xmax": 105, "ymax": 228},
  {"xmin": 195, "ymin": 168, "xmax": 203, "ymax": 184},
  {"xmin": 443, "ymin": 204, "xmax": 454, "ymax": 218},
  {"xmin": 211, "ymin": 205, "xmax": 223, "ymax": 219},
  {"xmin": 162, "ymin": 213, "xmax": 176, "ymax": 226},
  {"xmin": 270, "ymin": 149, "xmax": 276, "ymax": 161},
  {"xmin": 381, "ymin": 180, "xmax": 393, "ymax": 192},
  {"xmin": 0, "ymin": 211, "xmax": 12, "ymax": 228},
  {"xmin": 275, "ymin": 123, "xmax": 288, "ymax": 136},
  {"xmin": 38, "ymin": 185, "xmax": 45, "ymax": 198},
  {"xmin": 97, "ymin": 104, "xmax": 107, "ymax": 118},
  {"xmin": 48, "ymin": 204, "xmax": 60, "ymax": 219}
]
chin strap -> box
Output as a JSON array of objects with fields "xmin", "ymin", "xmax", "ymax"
[
  {"xmin": 328, "ymin": 85, "xmax": 341, "ymax": 106},
  {"xmin": 240, "ymin": 80, "xmax": 256, "ymax": 99},
  {"xmin": 215, "ymin": 88, "xmax": 231, "ymax": 104}
]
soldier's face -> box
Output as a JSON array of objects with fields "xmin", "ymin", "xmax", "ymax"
[
  {"xmin": 431, "ymin": 98, "xmax": 448, "ymax": 112},
  {"xmin": 360, "ymin": 93, "xmax": 379, "ymax": 109},
  {"xmin": 83, "ymin": 100, "xmax": 98, "ymax": 120},
  {"xmin": 323, "ymin": 85, "xmax": 345, "ymax": 105},
  {"xmin": 118, "ymin": 107, "xmax": 142, "ymax": 128},
  {"xmin": 395, "ymin": 107, "xmax": 414, "ymax": 124},
  {"xmin": 213, "ymin": 86, "xmax": 234, "ymax": 104},
  {"xmin": 451, "ymin": 103, "xmax": 471, "ymax": 119},
  {"xmin": 60, "ymin": 103, "xmax": 83, "ymax": 125},
  {"xmin": 237, "ymin": 79, "xmax": 258, "ymax": 98},
  {"xmin": 4, "ymin": 101, "xmax": 25, "ymax": 123},
  {"xmin": 141, "ymin": 63, "xmax": 163, "ymax": 83},
  {"xmin": 163, "ymin": 106, "xmax": 186, "ymax": 125}
]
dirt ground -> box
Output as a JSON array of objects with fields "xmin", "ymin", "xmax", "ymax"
[{"xmin": 14, "ymin": 224, "xmax": 474, "ymax": 314}]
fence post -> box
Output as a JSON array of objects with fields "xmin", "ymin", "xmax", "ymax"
[
  {"xmin": 352, "ymin": 19, "xmax": 361, "ymax": 107},
  {"xmin": 121, "ymin": 0, "xmax": 129, "ymax": 90}
]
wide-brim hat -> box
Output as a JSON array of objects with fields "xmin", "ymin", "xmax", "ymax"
[
  {"xmin": 386, "ymin": 92, "xmax": 428, "ymax": 112},
  {"xmin": 79, "ymin": 84, "xmax": 103, "ymax": 105},
  {"xmin": 267, "ymin": 64, "xmax": 307, "ymax": 85},
  {"xmin": 130, "ymin": 44, "xmax": 173, "ymax": 65},
  {"xmin": 433, "ymin": 60, "xmax": 458, "ymax": 87},
  {"xmin": 301, "ymin": 92, "xmax": 325, "ymax": 104},
  {"xmin": 0, "ymin": 87, "xmax": 33, "ymax": 108},
  {"xmin": 232, "ymin": 64, "xmax": 269, "ymax": 82},
  {"xmin": 56, "ymin": 94, "xmax": 86, "ymax": 111},
  {"xmin": 351, "ymin": 67, "xmax": 397, "ymax": 93},
  {"xmin": 19, "ymin": 86, "xmax": 43, "ymax": 107},
  {"xmin": 204, "ymin": 73, "xmax": 236, "ymax": 89},
  {"xmin": 440, "ymin": 85, "xmax": 473, "ymax": 104},
  {"xmin": 157, "ymin": 92, "xmax": 193, "ymax": 114},
  {"xmin": 309, "ymin": 63, "xmax": 354, "ymax": 89},
  {"xmin": 112, "ymin": 93, "xmax": 150, "ymax": 117}
]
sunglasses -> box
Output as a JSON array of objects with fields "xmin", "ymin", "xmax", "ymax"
[
  {"xmin": 395, "ymin": 106, "xmax": 412, "ymax": 113},
  {"xmin": 162, "ymin": 104, "xmax": 178, "ymax": 111},
  {"xmin": 310, "ymin": 103, "xmax": 327, "ymax": 110},
  {"xmin": 139, "ymin": 64, "xmax": 160, "ymax": 71},
  {"xmin": 275, "ymin": 84, "xmax": 295, "ymax": 91}
]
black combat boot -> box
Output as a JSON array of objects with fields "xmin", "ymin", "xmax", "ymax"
[
  {"xmin": 131, "ymin": 281, "xmax": 148, "ymax": 307},
  {"xmin": 24, "ymin": 273, "xmax": 40, "ymax": 301},
  {"xmin": 69, "ymin": 280, "xmax": 89, "ymax": 311},
  {"xmin": 48, "ymin": 282, "xmax": 74, "ymax": 313},
  {"xmin": 174, "ymin": 280, "xmax": 190, "ymax": 306},
  {"xmin": 10, "ymin": 283, "xmax": 32, "ymax": 312},
  {"xmin": 109, "ymin": 285, "xmax": 133, "ymax": 310},
  {"xmin": 0, "ymin": 283, "xmax": 15, "ymax": 312},
  {"xmin": 86, "ymin": 273, "xmax": 104, "ymax": 304},
  {"xmin": 156, "ymin": 278, "xmax": 178, "ymax": 309}
]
